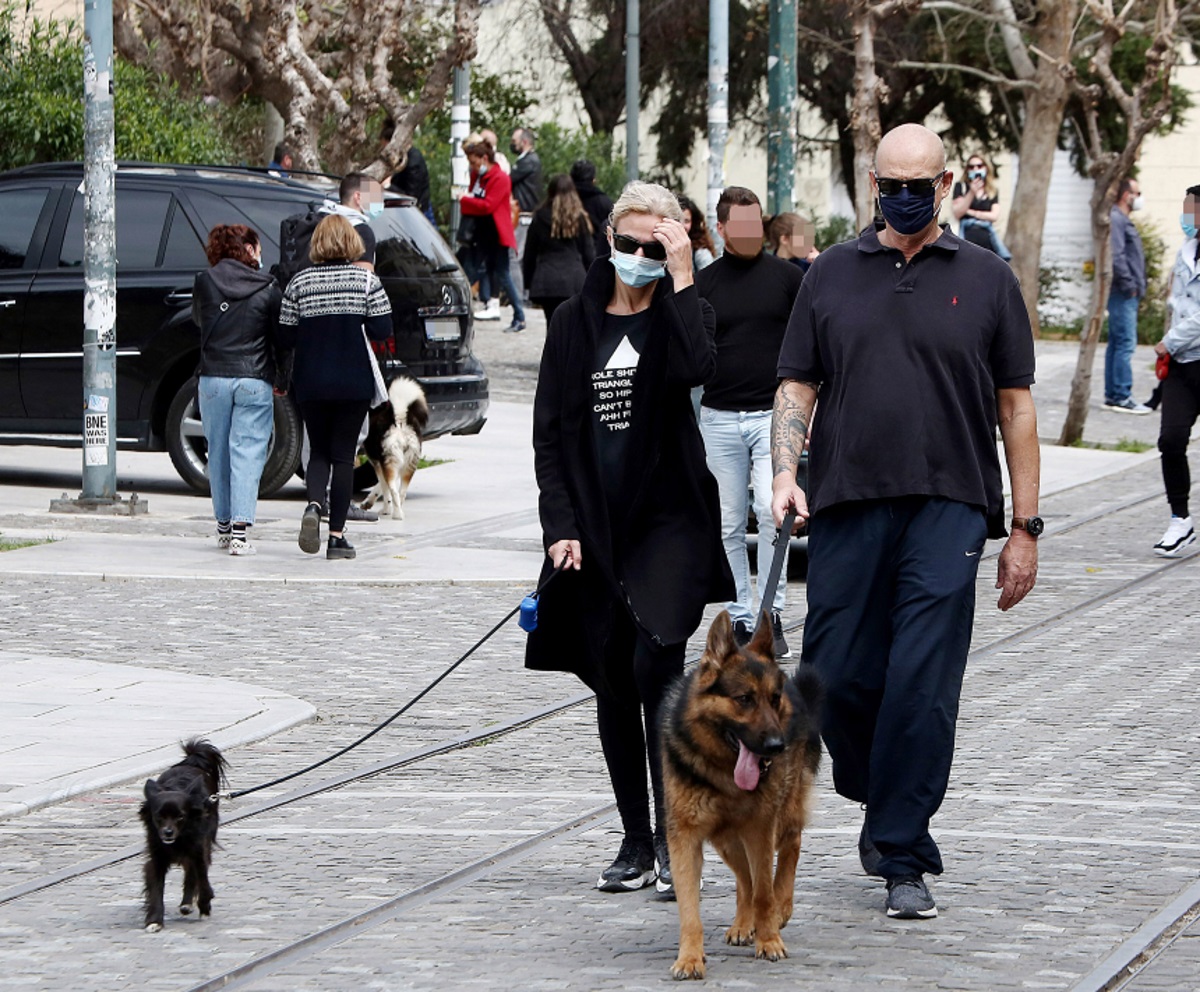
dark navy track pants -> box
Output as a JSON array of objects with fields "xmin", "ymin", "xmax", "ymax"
[{"xmin": 802, "ymin": 496, "xmax": 987, "ymax": 878}]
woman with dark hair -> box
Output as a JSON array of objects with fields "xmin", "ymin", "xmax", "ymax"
[
  {"xmin": 678, "ymin": 195, "xmax": 716, "ymax": 271},
  {"xmin": 278, "ymin": 214, "xmax": 393, "ymax": 561},
  {"xmin": 522, "ymin": 174, "xmax": 595, "ymax": 325},
  {"xmin": 526, "ymin": 181, "xmax": 733, "ymax": 895},
  {"xmin": 191, "ymin": 224, "xmax": 283, "ymax": 556},
  {"xmin": 456, "ymin": 140, "xmax": 527, "ymax": 333}
]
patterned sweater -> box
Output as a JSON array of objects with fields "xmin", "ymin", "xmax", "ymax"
[{"xmin": 278, "ymin": 263, "xmax": 393, "ymax": 402}]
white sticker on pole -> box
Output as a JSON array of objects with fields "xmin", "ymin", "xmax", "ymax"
[{"xmin": 84, "ymin": 411, "xmax": 109, "ymax": 464}]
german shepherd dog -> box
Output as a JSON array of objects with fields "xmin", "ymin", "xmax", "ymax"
[
  {"xmin": 139, "ymin": 739, "xmax": 227, "ymax": 932},
  {"xmin": 360, "ymin": 376, "xmax": 429, "ymax": 520},
  {"xmin": 661, "ymin": 611, "xmax": 822, "ymax": 980}
]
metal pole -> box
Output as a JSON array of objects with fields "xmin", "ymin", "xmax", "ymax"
[
  {"xmin": 449, "ymin": 62, "xmax": 471, "ymax": 246},
  {"xmin": 626, "ymin": 0, "xmax": 640, "ymax": 184},
  {"xmin": 707, "ymin": 0, "xmax": 729, "ymax": 250},
  {"xmin": 767, "ymin": 0, "xmax": 797, "ymax": 216},
  {"xmin": 82, "ymin": 0, "xmax": 117, "ymax": 499}
]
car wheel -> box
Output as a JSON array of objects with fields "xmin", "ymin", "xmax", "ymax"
[{"xmin": 165, "ymin": 377, "xmax": 303, "ymax": 498}]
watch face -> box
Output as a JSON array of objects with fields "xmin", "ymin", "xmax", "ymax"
[{"xmin": 1026, "ymin": 516, "xmax": 1045, "ymax": 537}]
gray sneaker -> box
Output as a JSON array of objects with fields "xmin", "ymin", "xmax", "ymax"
[
  {"xmin": 1104, "ymin": 397, "xmax": 1153, "ymax": 414},
  {"xmin": 886, "ymin": 875, "xmax": 938, "ymax": 919}
]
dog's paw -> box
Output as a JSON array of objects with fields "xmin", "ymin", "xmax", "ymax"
[
  {"xmin": 144, "ymin": 922, "xmax": 163, "ymax": 933},
  {"xmin": 754, "ymin": 934, "xmax": 787, "ymax": 962},
  {"xmin": 669, "ymin": 952, "xmax": 706, "ymax": 981},
  {"xmin": 179, "ymin": 901, "xmax": 194, "ymax": 916},
  {"xmin": 725, "ymin": 921, "xmax": 754, "ymax": 946},
  {"xmin": 777, "ymin": 900, "xmax": 794, "ymax": 929}
]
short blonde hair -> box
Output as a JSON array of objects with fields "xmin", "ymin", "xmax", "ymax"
[
  {"xmin": 309, "ymin": 214, "xmax": 364, "ymax": 264},
  {"xmin": 609, "ymin": 180, "xmax": 684, "ymax": 231}
]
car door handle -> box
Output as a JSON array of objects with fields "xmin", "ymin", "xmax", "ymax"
[
  {"xmin": 0, "ymin": 299, "xmax": 16, "ymax": 308},
  {"xmin": 164, "ymin": 290, "xmax": 193, "ymax": 305}
]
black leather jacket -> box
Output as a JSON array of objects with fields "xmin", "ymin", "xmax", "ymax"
[{"xmin": 192, "ymin": 259, "xmax": 284, "ymax": 383}]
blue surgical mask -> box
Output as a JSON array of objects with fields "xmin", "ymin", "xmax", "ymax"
[
  {"xmin": 1182, "ymin": 214, "xmax": 1198, "ymax": 240},
  {"xmin": 366, "ymin": 200, "xmax": 384, "ymax": 219},
  {"xmin": 967, "ymin": 169, "xmax": 986, "ymax": 181},
  {"xmin": 878, "ymin": 187, "xmax": 940, "ymax": 236},
  {"xmin": 611, "ymin": 251, "xmax": 666, "ymax": 288}
]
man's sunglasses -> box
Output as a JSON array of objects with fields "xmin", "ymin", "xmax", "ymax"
[
  {"xmin": 612, "ymin": 233, "xmax": 668, "ymax": 261},
  {"xmin": 874, "ymin": 171, "xmax": 946, "ymax": 198}
]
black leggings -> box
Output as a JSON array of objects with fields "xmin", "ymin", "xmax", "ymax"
[
  {"xmin": 595, "ymin": 608, "xmax": 686, "ymax": 844},
  {"xmin": 301, "ymin": 399, "xmax": 370, "ymax": 532},
  {"xmin": 1158, "ymin": 360, "xmax": 1200, "ymax": 518}
]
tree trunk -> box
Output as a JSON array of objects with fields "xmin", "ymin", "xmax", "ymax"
[
  {"xmin": 1058, "ymin": 187, "xmax": 1114, "ymax": 445},
  {"xmin": 1006, "ymin": 0, "xmax": 1075, "ymax": 338},
  {"xmin": 849, "ymin": 5, "xmax": 884, "ymax": 231}
]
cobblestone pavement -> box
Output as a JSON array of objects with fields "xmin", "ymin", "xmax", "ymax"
[{"xmin": 2, "ymin": 452, "xmax": 1199, "ymax": 991}]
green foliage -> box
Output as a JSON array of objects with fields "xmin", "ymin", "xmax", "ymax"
[
  {"xmin": 1135, "ymin": 216, "xmax": 1170, "ymax": 345},
  {"xmin": 534, "ymin": 122, "xmax": 625, "ymax": 200},
  {"xmin": 0, "ymin": 4, "xmax": 235, "ymax": 172},
  {"xmin": 811, "ymin": 212, "xmax": 856, "ymax": 249}
]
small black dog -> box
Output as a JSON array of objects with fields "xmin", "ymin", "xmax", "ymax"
[{"xmin": 139, "ymin": 738, "xmax": 227, "ymax": 932}]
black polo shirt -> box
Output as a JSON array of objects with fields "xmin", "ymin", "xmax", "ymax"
[{"xmin": 777, "ymin": 227, "xmax": 1034, "ymax": 527}]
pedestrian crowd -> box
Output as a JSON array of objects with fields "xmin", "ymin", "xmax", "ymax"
[{"xmin": 195, "ymin": 120, "xmax": 1193, "ymax": 925}]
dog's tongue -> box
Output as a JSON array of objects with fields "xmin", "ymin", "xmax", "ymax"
[{"xmin": 734, "ymin": 741, "xmax": 760, "ymax": 791}]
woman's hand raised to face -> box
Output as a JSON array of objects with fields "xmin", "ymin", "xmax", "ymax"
[{"xmin": 654, "ymin": 217, "xmax": 694, "ymax": 291}]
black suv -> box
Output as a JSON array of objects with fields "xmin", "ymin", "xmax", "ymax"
[{"xmin": 0, "ymin": 163, "xmax": 488, "ymax": 494}]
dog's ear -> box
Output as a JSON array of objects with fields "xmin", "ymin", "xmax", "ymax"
[
  {"xmin": 697, "ymin": 611, "xmax": 738, "ymax": 688},
  {"xmin": 746, "ymin": 610, "xmax": 776, "ymax": 661},
  {"xmin": 144, "ymin": 778, "xmax": 161, "ymax": 800}
]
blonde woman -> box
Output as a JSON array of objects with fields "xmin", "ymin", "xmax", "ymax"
[
  {"xmin": 525, "ymin": 181, "xmax": 734, "ymax": 895},
  {"xmin": 522, "ymin": 174, "xmax": 595, "ymax": 324},
  {"xmin": 278, "ymin": 214, "xmax": 392, "ymax": 560},
  {"xmin": 951, "ymin": 152, "xmax": 1012, "ymax": 261}
]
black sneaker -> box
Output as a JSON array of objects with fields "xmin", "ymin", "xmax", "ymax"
[
  {"xmin": 732, "ymin": 619, "xmax": 752, "ymax": 648},
  {"xmin": 326, "ymin": 535, "xmax": 356, "ymax": 560},
  {"xmin": 653, "ymin": 833, "xmax": 674, "ymax": 898},
  {"xmin": 770, "ymin": 611, "xmax": 792, "ymax": 659},
  {"xmin": 885, "ymin": 874, "xmax": 937, "ymax": 919},
  {"xmin": 299, "ymin": 502, "xmax": 322, "ymax": 555},
  {"xmin": 596, "ymin": 836, "xmax": 655, "ymax": 892},
  {"xmin": 858, "ymin": 819, "xmax": 883, "ymax": 877}
]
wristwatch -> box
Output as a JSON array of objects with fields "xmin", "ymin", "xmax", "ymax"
[{"xmin": 1011, "ymin": 516, "xmax": 1044, "ymax": 538}]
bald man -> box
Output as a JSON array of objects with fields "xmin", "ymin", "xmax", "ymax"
[{"xmin": 770, "ymin": 123, "xmax": 1040, "ymax": 920}]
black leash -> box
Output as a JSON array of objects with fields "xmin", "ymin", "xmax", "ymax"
[
  {"xmin": 212, "ymin": 558, "xmax": 570, "ymax": 802},
  {"xmin": 757, "ymin": 510, "xmax": 797, "ymax": 630}
]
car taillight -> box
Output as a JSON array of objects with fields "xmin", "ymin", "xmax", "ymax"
[{"xmin": 370, "ymin": 337, "xmax": 396, "ymax": 357}]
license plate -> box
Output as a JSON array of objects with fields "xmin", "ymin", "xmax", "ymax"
[{"xmin": 424, "ymin": 318, "xmax": 460, "ymax": 342}]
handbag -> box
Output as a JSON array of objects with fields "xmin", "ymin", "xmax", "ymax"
[{"xmin": 361, "ymin": 272, "xmax": 389, "ymax": 407}]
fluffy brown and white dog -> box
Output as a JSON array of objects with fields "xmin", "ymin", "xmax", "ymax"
[{"xmin": 361, "ymin": 376, "xmax": 429, "ymax": 520}]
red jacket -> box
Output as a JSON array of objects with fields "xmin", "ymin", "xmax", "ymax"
[{"xmin": 460, "ymin": 166, "xmax": 516, "ymax": 249}]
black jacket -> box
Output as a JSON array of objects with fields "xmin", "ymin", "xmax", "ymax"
[
  {"xmin": 192, "ymin": 259, "xmax": 283, "ymax": 383},
  {"xmin": 510, "ymin": 150, "xmax": 544, "ymax": 212},
  {"xmin": 522, "ymin": 207, "xmax": 595, "ymax": 299},
  {"xmin": 525, "ymin": 261, "xmax": 734, "ymax": 695},
  {"xmin": 574, "ymin": 180, "xmax": 614, "ymax": 261}
]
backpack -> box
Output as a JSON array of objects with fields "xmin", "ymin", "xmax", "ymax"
[{"xmin": 271, "ymin": 208, "xmax": 324, "ymax": 289}]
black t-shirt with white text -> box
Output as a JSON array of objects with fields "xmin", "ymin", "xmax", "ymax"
[{"xmin": 591, "ymin": 309, "xmax": 652, "ymax": 511}]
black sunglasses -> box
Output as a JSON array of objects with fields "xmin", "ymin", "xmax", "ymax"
[
  {"xmin": 875, "ymin": 171, "xmax": 946, "ymax": 198},
  {"xmin": 612, "ymin": 233, "xmax": 668, "ymax": 261}
]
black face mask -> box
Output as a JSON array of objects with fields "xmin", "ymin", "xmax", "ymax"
[{"xmin": 510, "ymin": 142, "xmax": 521, "ymax": 155}]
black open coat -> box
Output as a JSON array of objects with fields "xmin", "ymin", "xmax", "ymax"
[{"xmin": 525, "ymin": 260, "xmax": 735, "ymax": 696}]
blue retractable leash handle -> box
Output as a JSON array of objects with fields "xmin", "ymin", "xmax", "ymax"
[
  {"xmin": 757, "ymin": 510, "xmax": 797, "ymax": 626},
  {"xmin": 519, "ymin": 553, "xmax": 571, "ymax": 632}
]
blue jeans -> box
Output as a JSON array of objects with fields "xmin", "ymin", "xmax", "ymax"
[
  {"xmin": 699, "ymin": 406, "xmax": 786, "ymax": 624},
  {"xmin": 959, "ymin": 217, "xmax": 1011, "ymax": 261},
  {"xmin": 482, "ymin": 244, "xmax": 525, "ymax": 322},
  {"xmin": 198, "ymin": 376, "xmax": 273, "ymax": 525},
  {"xmin": 1105, "ymin": 289, "xmax": 1140, "ymax": 404}
]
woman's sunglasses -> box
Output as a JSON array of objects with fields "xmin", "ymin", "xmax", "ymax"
[
  {"xmin": 612, "ymin": 233, "xmax": 668, "ymax": 261},
  {"xmin": 874, "ymin": 171, "xmax": 946, "ymax": 198}
]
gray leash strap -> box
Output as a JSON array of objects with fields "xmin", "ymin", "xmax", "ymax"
[{"xmin": 757, "ymin": 511, "xmax": 796, "ymax": 626}]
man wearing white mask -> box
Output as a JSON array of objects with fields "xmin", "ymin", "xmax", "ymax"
[
  {"xmin": 320, "ymin": 173, "xmax": 385, "ymax": 270},
  {"xmin": 1106, "ymin": 177, "xmax": 1151, "ymax": 414}
]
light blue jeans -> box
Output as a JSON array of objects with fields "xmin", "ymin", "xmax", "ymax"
[
  {"xmin": 198, "ymin": 376, "xmax": 273, "ymax": 525},
  {"xmin": 960, "ymin": 217, "xmax": 1012, "ymax": 261},
  {"xmin": 1105, "ymin": 289, "xmax": 1140, "ymax": 404},
  {"xmin": 699, "ymin": 406, "xmax": 786, "ymax": 625}
]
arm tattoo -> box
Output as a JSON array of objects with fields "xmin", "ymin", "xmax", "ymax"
[{"xmin": 772, "ymin": 381, "xmax": 816, "ymax": 479}]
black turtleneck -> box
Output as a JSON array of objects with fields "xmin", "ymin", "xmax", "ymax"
[{"xmin": 696, "ymin": 249, "xmax": 805, "ymax": 411}]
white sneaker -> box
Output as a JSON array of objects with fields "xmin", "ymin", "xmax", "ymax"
[
  {"xmin": 474, "ymin": 300, "xmax": 501, "ymax": 320},
  {"xmin": 1154, "ymin": 516, "xmax": 1195, "ymax": 557},
  {"xmin": 1104, "ymin": 397, "xmax": 1153, "ymax": 415},
  {"xmin": 216, "ymin": 533, "xmax": 231, "ymax": 550},
  {"xmin": 229, "ymin": 536, "xmax": 257, "ymax": 556}
]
